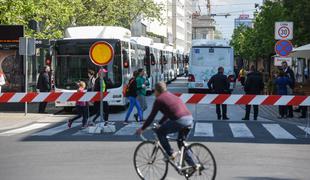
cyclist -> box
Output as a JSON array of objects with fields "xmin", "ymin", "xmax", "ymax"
[{"xmin": 136, "ymin": 82, "xmax": 196, "ymax": 166}]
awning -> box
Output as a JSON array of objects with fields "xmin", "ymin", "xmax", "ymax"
[{"xmin": 290, "ymin": 44, "xmax": 310, "ymax": 59}]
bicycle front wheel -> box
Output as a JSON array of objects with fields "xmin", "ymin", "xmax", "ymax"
[
  {"xmin": 188, "ymin": 143, "xmax": 217, "ymax": 180},
  {"xmin": 133, "ymin": 141, "xmax": 168, "ymax": 180}
]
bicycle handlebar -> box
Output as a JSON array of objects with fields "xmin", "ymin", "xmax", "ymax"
[{"xmin": 139, "ymin": 123, "xmax": 159, "ymax": 141}]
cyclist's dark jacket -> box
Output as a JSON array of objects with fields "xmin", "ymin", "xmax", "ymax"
[{"xmin": 141, "ymin": 91, "xmax": 191, "ymax": 130}]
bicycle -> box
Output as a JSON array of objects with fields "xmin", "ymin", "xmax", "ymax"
[{"xmin": 133, "ymin": 123, "xmax": 217, "ymax": 180}]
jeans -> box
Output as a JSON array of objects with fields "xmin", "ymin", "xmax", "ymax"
[
  {"xmin": 279, "ymin": 106, "xmax": 287, "ymax": 117},
  {"xmin": 39, "ymin": 102, "xmax": 47, "ymax": 113},
  {"xmin": 245, "ymin": 105, "xmax": 259, "ymax": 119},
  {"xmin": 156, "ymin": 115, "xmax": 195, "ymax": 166},
  {"xmin": 137, "ymin": 95, "xmax": 147, "ymax": 112},
  {"xmin": 92, "ymin": 101, "xmax": 109, "ymax": 122},
  {"xmin": 216, "ymin": 104, "xmax": 227, "ymax": 119},
  {"xmin": 125, "ymin": 96, "xmax": 143, "ymax": 121},
  {"xmin": 71, "ymin": 105, "xmax": 88, "ymax": 126}
]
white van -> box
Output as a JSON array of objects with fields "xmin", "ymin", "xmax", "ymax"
[{"xmin": 188, "ymin": 39, "xmax": 235, "ymax": 93}]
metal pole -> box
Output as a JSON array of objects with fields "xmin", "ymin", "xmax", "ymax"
[
  {"xmin": 306, "ymin": 106, "xmax": 310, "ymax": 138},
  {"xmin": 195, "ymin": 104, "xmax": 198, "ymax": 121},
  {"xmin": 99, "ymin": 67, "xmax": 104, "ymax": 124},
  {"xmin": 25, "ymin": 38, "xmax": 28, "ymax": 116}
]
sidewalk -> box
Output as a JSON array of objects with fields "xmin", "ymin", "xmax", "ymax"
[
  {"xmin": 233, "ymin": 82, "xmax": 309, "ymax": 126},
  {"xmin": 257, "ymin": 105, "xmax": 309, "ymax": 126},
  {"xmin": 0, "ymin": 113, "xmax": 74, "ymax": 131}
]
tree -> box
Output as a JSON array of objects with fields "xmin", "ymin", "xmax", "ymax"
[
  {"xmin": 282, "ymin": 0, "xmax": 310, "ymax": 46},
  {"xmin": 214, "ymin": 29, "xmax": 223, "ymax": 39},
  {"xmin": 231, "ymin": 0, "xmax": 310, "ymax": 61},
  {"xmin": 0, "ymin": 0, "xmax": 164, "ymax": 38}
]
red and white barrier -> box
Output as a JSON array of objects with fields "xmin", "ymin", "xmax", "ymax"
[
  {"xmin": 174, "ymin": 93, "xmax": 310, "ymax": 106},
  {"xmin": 0, "ymin": 92, "xmax": 309, "ymax": 106},
  {"xmin": 0, "ymin": 92, "xmax": 108, "ymax": 103}
]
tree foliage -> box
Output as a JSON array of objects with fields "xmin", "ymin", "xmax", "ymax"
[
  {"xmin": 230, "ymin": 0, "xmax": 310, "ymax": 61},
  {"xmin": 0, "ymin": 0, "xmax": 164, "ymax": 38}
]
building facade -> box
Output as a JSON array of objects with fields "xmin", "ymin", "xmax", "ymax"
[
  {"xmin": 234, "ymin": 14, "xmax": 254, "ymax": 29},
  {"xmin": 192, "ymin": 15, "xmax": 215, "ymax": 40},
  {"xmin": 131, "ymin": 0, "xmax": 193, "ymax": 53}
]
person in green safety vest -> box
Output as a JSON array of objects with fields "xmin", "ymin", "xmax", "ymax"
[{"xmin": 90, "ymin": 68, "xmax": 110, "ymax": 126}]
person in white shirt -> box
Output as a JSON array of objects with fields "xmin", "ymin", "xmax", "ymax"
[{"xmin": 0, "ymin": 71, "xmax": 5, "ymax": 93}]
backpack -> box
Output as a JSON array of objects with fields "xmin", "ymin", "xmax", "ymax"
[{"xmin": 125, "ymin": 78, "xmax": 137, "ymax": 97}]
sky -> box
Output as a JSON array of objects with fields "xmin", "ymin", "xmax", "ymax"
[{"xmin": 196, "ymin": 0, "xmax": 263, "ymax": 40}]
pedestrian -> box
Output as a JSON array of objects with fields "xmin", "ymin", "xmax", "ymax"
[
  {"xmin": 0, "ymin": 70, "xmax": 5, "ymax": 93},
  {"xmin": 275, "ymin": 70, "xmax": 292, "ymax": 119},
  {"xmin": 208, "ymin": 67, "xmax": 230, "ymax": 120},
  {"xmin": 90, "ymin": 69, "xmax": 110, "ymax": 126},
  {"xmin": 86, "ymin": 69, "xmax": 96, "ymax": 119},
  {"xmin": 233, "ymin": 65, "xmax": 238, "ymax": 88},
  {"xmin": 242, "ymin": 65, "xmax": 264, "ymax": 120},
  {"xmin": 36, "ymin": 66, "xmax": 51, "ymax": 113},
  {"xmin": 124, "ymin": 71, "xmax": 143, "ymax": 124},
  {"xmin": 87, "ymin": 69, "xmax": 96, "ymax": 91},
  {"xmin": 67, "ymin": 81, "xmax": 88, "ymax": 129},
  {"xmin": 281, "ymin": 61, "xmax": 295, "ymax": 118},
  {"xmin": 134, "ymin": 68, "xmax": 150, "ymax": 121},
  {"xmin": 238, "ymin": 67, "xmax": 246, "ymax": 86}
]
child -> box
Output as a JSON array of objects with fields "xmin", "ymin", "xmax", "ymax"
[{"xmin": 68, "ymin": 81, "xmax": 88, "ymax": 129}]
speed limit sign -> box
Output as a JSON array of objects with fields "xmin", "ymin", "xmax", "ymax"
[{"xmin": 275, "ymin": 22, "xmax": 293, "ymax": 40}]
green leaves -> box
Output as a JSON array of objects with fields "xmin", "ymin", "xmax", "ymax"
[
  {"xmin": 231, "ymin": 0, "xmax": 310, "ymax": 61},
  {"xmin": 0, "ymin": 0, "xmax": 164, "ymax": 38}
]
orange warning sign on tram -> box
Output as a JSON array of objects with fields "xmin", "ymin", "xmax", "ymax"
[{"xmin": 89, "ymin": 41, "xmax": 114, "ymax": 66}]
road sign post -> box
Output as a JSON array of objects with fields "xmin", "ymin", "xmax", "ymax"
[
  {"xmin": 89, "ymin": 41, "xmax": 114, "ymax": 129},
  {"xmin": 19, "ymin": 37, "xmax": 35, "ymax": 116}
]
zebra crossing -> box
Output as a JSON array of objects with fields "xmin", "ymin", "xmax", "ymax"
[{"xmin": 0, "ymin": 120, "xmax": 309, "ymax": 143}]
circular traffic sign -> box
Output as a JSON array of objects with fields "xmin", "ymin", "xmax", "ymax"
[
  {"xmin": 275, "ymin": 40, "xmax": 293, "ymax": 57},
  {"xmin": 89, "ymin": 41, "xmax": 114, "ymax": 66},
  {"xmin": 278, "ymin": 26, "xmax": 290, "ymax": 39}
]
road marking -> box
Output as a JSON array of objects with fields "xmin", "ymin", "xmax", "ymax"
[
  {"xmin": 73, "ymin": 128, "xmax": 90, "ymax": 136},
  {"xmin": 263, "ymin": 124, "xmax": 296, "ymax": 139},
  {"xmin": 194, "ymin": 123, "xmax": 213, "ymax": 137},
  {"xmin": 298, "ymin": 126, "xmax": 310, "ymax": 135},
  {"xmin": 115, "ymin": 123, "xmax": 141, "ymax": 136},
  {"xmin": 0, "ymin": 123, "xmax": 51, "ymax": 136},
  {"xmin": 32, "ymin": 122, "xmax": 80, "ymax": 136},
  {"xmin": 229, "ymin": 123, "xmax": 254, "ymax": 138}
]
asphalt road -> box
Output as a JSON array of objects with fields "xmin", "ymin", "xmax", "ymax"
[{"xmin": 0, "ymin": 77, "xmax": 310, "ymax": 180}]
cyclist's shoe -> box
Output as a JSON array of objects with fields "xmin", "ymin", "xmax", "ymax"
[
  {"xmin": 123, "ymin": 121, "xmax": 129, "ymax": 125},
  {"xmin": 195, "ymin": 163, "xmax": 203, "ymax": 172},
  {"xmin": 170, "ymin": 151, "xmax": 179, "ymax": 161},
  {"xmin": 163, "ymin": 151, "xmax": 178, "ymax": 162}
]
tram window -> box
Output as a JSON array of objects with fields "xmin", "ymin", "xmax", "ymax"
[
  {"xmin": 122, "ymin": 49, "xmax": 129, "ymax": 68},
  {"xmin": 150, "ymin": 54, "xmax": 155, "ymax": 65}
]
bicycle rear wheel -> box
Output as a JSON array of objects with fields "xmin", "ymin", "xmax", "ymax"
[
  {"xmin": 133, "ymin": 141, "xmax": 168, "ymax": 180},
  {"xmin": 188, "ymin": 143, "xmax": 217, "ymax": 180}
]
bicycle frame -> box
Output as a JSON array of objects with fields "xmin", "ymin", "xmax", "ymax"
[{"xmin": 142, "ymin": 134, "xmax": 195, "ymax": 176}]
